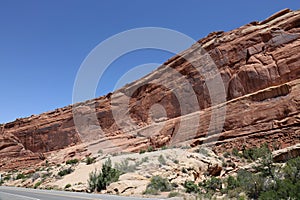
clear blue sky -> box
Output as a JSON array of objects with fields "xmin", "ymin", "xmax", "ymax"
[{"xmin": 0, "ymin": 1, "xmax": 298, "ymax": 123}]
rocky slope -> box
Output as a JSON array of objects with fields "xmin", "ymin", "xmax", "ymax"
[{"xmin": 1, "ymin": 9, "xmax": 300, "ymax": 170}]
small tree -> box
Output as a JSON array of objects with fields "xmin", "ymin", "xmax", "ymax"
[{"xmin": 88, "ymin": 158, "xmax": 120, "ymax": 192}]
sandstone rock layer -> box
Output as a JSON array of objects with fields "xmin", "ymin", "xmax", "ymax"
[{"xmin": 1, "ymin": 9, "xmax": 299, "ymax": 170}]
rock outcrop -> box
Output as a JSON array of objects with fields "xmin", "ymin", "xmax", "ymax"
[{"xmin": 1, "ymin": 9, "xmax": 299, "ymax": 170}]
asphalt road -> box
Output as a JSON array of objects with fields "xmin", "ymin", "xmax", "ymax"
[{"xmin": 0, "ymin": 186, "xmax": 162, "ymax": 200}]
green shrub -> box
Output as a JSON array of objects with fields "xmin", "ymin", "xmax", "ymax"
[
  {"xmin": 226, "ymin": 175, "xmax": 238, "ymax": 190},
  {"xmin": 199, "ymin": 176, "xmax": 222, "ymax": 192},
  {"xmin": 86, "ymin": 156, "xmax": 96, "ymax": 165},
  {"xmin": 115, "ymin": 159, "xmax": 137, "ymax": 174},
  {"xmin": 58, "ymin": 168, "xmax": 73, "ymax": 177},
  {"xmin": 88, "ymin": 158, "xmax": 120, "ymax": 192},
  {"xmin": 34, "ymin": 181, "xmax": 42, "ymax": 189},
  {"xmin": 232, "ymin": 148, "xmax": 240, "ymax": 157},
  {"xmin": 147, "ymin": 146, "xmax": 154, "ymax": 152},
  {"xmin": 161, "ymin": 146, "xmax": 168, "ymax": 150},
  {"xmin": 64, "ymin": 183, "xmax": 71, "ymax": 189},
  {"xmin": 173, "ymin": 159, "xmax": 179, "ymax": 164},
  {"xmin": 4, "ymin": 175, "xmax": 11, "ymax": 181},
  {"xmin": 66, "ymin": 159, "xmax": 79, "ymax": 165},
  {"xmin": 242, "ymin": 143, "xmax": 270, "ymax": 161},
  {"xmin": 141, "ymin": 157, "xmax": 149, "ymax": 163},
  {"xmin": 184, "ymin": 181, "xmax": 199, "ymax": 193},
  {"xmin": 139, "ymin": 149, "xmax": 146, "ymax": 154},
  {"xmin": 144, "ymin": 176, "xmax": 172, "ymax": 195},
  {"xmin": 196, "ymin": 147, "xmax": 209, "ymax": 156},
  {"xmin": 16, "ymin": 173, "xmax": 26, "ymax": 180},
  {"xmin": 158, "ymin": 155, "xmax": 166, "ymax": 165}
]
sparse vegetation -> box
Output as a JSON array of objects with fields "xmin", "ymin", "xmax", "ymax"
[
  {"xmin": 64, "ymin": 183, "xmax": 71, "ymax": 189},
  {"xmin": 16, "ymin": 173, "xmax": 26, "ymax": 180},
  {"xmin": 86, "ymin": 156, "xmax": 96, "ymax": 165},
  {"xmin": 115, "ymin": 158, "xmax": 137, "ymax": 173},
  {"xmin": 139, "ymin": 149, "xmax": 146, "ymax": 154},
  {"xmin": 173, "ymin": 159, "xmax": 179, "ymax": 164},
  {"xmin": 184, "ymin": 181, "xmax": 199, "ymax": 193},
  {"xmin": 161, "ymin": 146, "xmax": 168, "ymax": 150},
  {"xmin": 4, "ymin": 175, "xmax": 11, "ymax": 181},
  {"xmin": 88, "ymin": 158, "xmax": 120, "ymax": 192},
  {"xmin": 176, "ymin": 144, "xmax": 300, "ymax": 200},
  {"xmin": 66, "ymin": 159, "xmax": 79, "ymax": 165},
  {"xmin": 198, "ymin": 176, "xmax": 222, "ymax": 198},
  {"xmin": 232, "ymin": 148, "xmax": 240, "ymax": 157},
  {"xmin": 144, "ymin": 175, "xmax": 172, "ymax": 195},
  {"xmin": 34, "ymin": 181, "xmax": 42, "ymax": 189},
  {"xmin": 115, "ymin": 157, "xmax": 149, "ymax": 174},
  {"xmin": 147, "ymin": 146, "xmax": 154, "ymax": 152},
  {"xmin": 141, "ymin": 156, "xmax": 149, "ymax": 163},
  {"xmin": 158, "ymin": 155, "xmax": 166, "ymax": 165},
  {"xmin": 196, "ymin": 147, "xmax": 209, "ymax": 156},
  {"xmin": 58, "ymin": 168, "xmax": 73, "ymax": 177},
  {"xmin": 241, "ymin": 143, "xmax": 271, "ymax": 161}
]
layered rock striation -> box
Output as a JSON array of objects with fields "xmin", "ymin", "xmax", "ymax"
[{"xmin": 1, "ymin": 9, "xmax": 299, "ymax": 170}]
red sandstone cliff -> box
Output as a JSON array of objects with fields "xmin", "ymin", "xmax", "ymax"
[{"xmin": 1, "ymin": 9, "xmax": 299, "ymax": 170}]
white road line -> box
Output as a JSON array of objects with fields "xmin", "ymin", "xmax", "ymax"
[
  {"xmin": 0, "ymin": 191, "xmax": 40, "ymax": 200},
  {"xmin": 0, "ymin": 188, "xmax": 100, "ymax": 200}
]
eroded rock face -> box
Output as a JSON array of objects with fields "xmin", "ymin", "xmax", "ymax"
[{"xmin": 1, "ymin": 9, "xmax": 299, "ymax": 170}]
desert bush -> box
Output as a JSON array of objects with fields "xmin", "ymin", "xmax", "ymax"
[
  {"xmin": 139, "ymin": 149, "xmax": 146, "ymax": 154},
  {"xmin": 173, "ymin": 159, "xmax": 179, "ymax": 164},
  {"xmin": 64, "ymin": 183, "xmax": 71, "ymax": 189},
  {"xmin": 88, "ymin": 158, "xmax": 120, "ymax": 192},
  {"xmin": 86, "ymin": 156, "xmax": 96, "ymax": 165},
  {"xmin": 199, "ymin": 176, "xmax": 222, "ymax": 192},
  {"xmin": 4, "ymin": 175, "xmax": 11, "ymax": 181},
  {"xmin": 147, "ymin": 146, "xmax": 154, "ymax": 152},
  {"xmin": 232, "ymin": 148, "xmax": 240, "ymax": 157},
  {"xmin": 242, "ymin": 143, "xmax": 270, "ymax": 161},
  {"xmin": 34, "ymin": 181, "xmax": 42, "ymax": 189},
  {"xmin": 58, "ymin": 168, "xmax": 73, "ymax": 177},
  {"xmin": 161, "ymin": 146, "xmax": 168, "ymax": 150},
  {"xmin": 158, "ymin": 155, "xmax": 166, "ymax": 165},
  {"xmin": 226, "ymin": 175, "xmax": 238, "ymax": 190},
  {"xmin": 141, "ymin": 156, "xmax": 149, "ymax": 163},
  {"xmin": 144, "ymin": 175, "xmax": 172, "ymax": 195},
  {"xmin": 196, "ymin": 147, "xmax": 209, "ymax": 156},
  {"xmin": 66, "ymin": 159, "xmax": 79, "ymax": 165},
  {"xmin": 16, "ymin": 173, "xmax": 26, "ymax": 180},
  {"xmin": 115, "ymin": 158, "xmax": 137, "ymax": 173},
  {"xmin": 183, "ymin": 181, "xmax": 199, "ymax": 193},
  {"xmin": 115, "ymin": 157, "xmax": 148, "ymax": 174}
]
